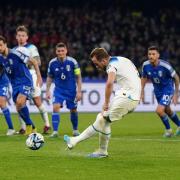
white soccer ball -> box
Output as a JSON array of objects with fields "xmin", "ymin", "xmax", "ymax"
[{"xmin": 26, "ymin": 133, "xmax": 44, "ymax": 150}]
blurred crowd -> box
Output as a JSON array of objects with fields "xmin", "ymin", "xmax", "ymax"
[{"xmin": 0, "ymin": 2, "xmax": 180, "ymax": 80}]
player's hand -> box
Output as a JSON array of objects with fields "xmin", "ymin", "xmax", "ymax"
[
  {"xmin": 46, "ymin": 91, "xmax": 51, "ymax": 100},
  {"xmin": 76, "ymin": 91, "xmax": 82, "ymax": 101},
  {"xmin": 103, "ymin": 102, "xmax": 109, "ymax": 111},
  {"xmin": 172, "ymin": 93, "xmax": 178, "ymax": 105}
]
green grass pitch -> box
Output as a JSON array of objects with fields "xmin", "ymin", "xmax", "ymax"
[{"xmin": 0, "ymin": 112, "xmax": 180, "ymax": 180}]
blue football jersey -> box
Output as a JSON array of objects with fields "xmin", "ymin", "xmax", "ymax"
[
  {"xmin": 0, "ymin": 47, "xmax": 33, "ymax": 88},
  {"xmin": 142, "ymin": 59, "xmax": 175, "ymax": 96},
  {"xmin": 47, "ymin": 56, "xmax": 80, "ymax": 94},
  {"xmin": 0, "ymin": 66, "xmax": 9, "ymax": 87}
]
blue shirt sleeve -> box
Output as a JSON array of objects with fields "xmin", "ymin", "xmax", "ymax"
[
  {"xmin": 141, "ymin": 64, "xmax": 147, "ymax": 78},
  {"xmin": 11, "ymin": 48, "xmax": 30, "ymax": 64},
  {"xmin": 47, "ymin": 63, "xmax": 54, "ymax": 78}
]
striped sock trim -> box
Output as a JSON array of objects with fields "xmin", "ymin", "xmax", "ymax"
[{"xmin": 92, "ymin": 125, "xmax": 111, "ymax": 136}]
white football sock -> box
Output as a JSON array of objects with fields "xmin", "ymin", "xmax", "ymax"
[
  {"xmin": 71, "ymin": 113, "xmax": 108, "ymax": 146},
  {"xmin": 71, "ymin": 125, "xmax": 96, "ymax": 146},
  {"xmin": 38, "ymin": 104, "xmax": 50, "ymax": 127},
  {"xmin": 99, "ymin": 121, "xmax": 111, "ymax": 154}
]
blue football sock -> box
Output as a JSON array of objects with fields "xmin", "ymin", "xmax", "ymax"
[
  {"xmin": 160, "ymin": 115, "xmax": 171, "ymax": 130},
  {"xmin": 169, "ymin": 112, "xmax": 180, "ymax": 127},
  {"xmin": 70, "ymin": 112, "xmax": 78, "ymax": 130},
  {"xmin": 52, "ymin": 113, "xmax": 60, "ymax": 131},
  {"xmin": 2, "ymin": 107, "xmax": 14, "ymax": 129},
  {"xmin": 18, "ymin": 105, "xmax": 35, "ymax": 127}
]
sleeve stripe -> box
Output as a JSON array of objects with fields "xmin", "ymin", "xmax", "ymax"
[{"xmin": 171, "ymin": 71, "xmax": 176, "ymax": 77}]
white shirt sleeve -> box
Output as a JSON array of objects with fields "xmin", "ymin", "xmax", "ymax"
[
  {"xmin": 106, "ymin": 64, "xmax": 117, "ymax": 74},
  {"xmin": 14, "ymin": 47, "xmax": 30, "ymax": 64},
  {"xmin": 28, "ymin": 45, "xmax": 40, "ymax": 58}
]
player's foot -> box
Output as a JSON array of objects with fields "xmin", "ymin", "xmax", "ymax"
[
  {"xmin": 43, "ymin": 126, "xmax": 51, "ymax": 134},
  {"xmin": 87, "ymin": 150, "xmax": 108, "ymax": 158},
  {"xmin": 175, "ymin": 128, "xmax": 180, "ymax": 136},
  {"xmin": 16, "ymin": 128, "xmax": 26, "ymax": 135},
  {"xmin": 49, "ymin": 131, "xmax": 58, "ymax": 138},
  {"xmin": 64, "ymin": 135, "xmax": 74, "ymax": 149},
  {"xmin": 72, "ymin": 130, "xmax": 80, "ymax": 137},
  {"xmin": 163, "ymin": 129, "xmax": 173, "ymax": 138},
  {"xmin": 6, "ymin": 129, "xmax": 16, "ymax": 136},
  {"xmin": 25, "ymin": 125, "xmax": 33, "ymax": 136}
]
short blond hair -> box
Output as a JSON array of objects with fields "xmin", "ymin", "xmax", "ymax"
[{"xmin": 16, "ymin": 25, "xmax": 29, "ymax": 35}]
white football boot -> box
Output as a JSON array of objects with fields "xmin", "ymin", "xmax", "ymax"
[{"xmin": 6, "ymin": 129, "xmax": 16, "ymax": 136}]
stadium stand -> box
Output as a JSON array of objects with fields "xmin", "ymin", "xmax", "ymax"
[{"xmin": 0, "ymin": 0, "xmax": 180, "ymax": 79}]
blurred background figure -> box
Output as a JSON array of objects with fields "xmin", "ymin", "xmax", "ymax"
[
  {"xmin": 0, "ymin": 0, "xmax": 179, "ymax": 80},
  {"xmin": 0, "ymin": 64, "xmax": 15, "ymax": 136},
  {"xmin": 46, "ymin": 42, "xmax": 82, "ymax": 137},
  {"xmin": 14, "ymin": 25, "xmax": 50, "ymax": 134}
]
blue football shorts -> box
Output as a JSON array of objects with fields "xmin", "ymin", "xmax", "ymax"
[
  {"xmin": 0, "ymin": 85, "xmax": 8, "ymax": 98},
  {"xmin": 156, "ymin": 93, "xmax": 173, "ymax": 106},
  {"xmin": 53, "ymin": 88, "xmax": 77, "ymax": 109},
  {"xmin": 12, "ymin": 85, "xmax": 33, "ymax": 103}
]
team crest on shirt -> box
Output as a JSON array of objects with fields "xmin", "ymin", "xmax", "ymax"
[
  {"xmin": 66, "ymin": 65, "xmax": 71, "ymax": 71},
  {"xmin": 158, "ymin": 70, "xmax": 163, "ymax": 77},
  {"xmin": 147, "ymin": 71, "xmax": 151, "ymax": 75},
  {"xmin": 55, "ymin": 68, "xmax": 59, "ymax": 71}
]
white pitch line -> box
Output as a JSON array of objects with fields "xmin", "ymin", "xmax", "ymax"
[{"xmin": 111, "ymin": 137, "xmax": 180, "ymax": 142}]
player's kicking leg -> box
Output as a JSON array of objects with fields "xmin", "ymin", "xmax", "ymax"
[{"xmin": 64, "ymin": 113, "xmax": 111, "ymax": 158}]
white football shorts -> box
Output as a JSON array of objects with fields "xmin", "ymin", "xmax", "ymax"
[{"xmin": 104, "ymin": 93, "xmax": 139, "ymax": 122}]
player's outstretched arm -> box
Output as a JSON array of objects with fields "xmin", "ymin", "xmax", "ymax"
[
  {"xmin": 103, "ymin": 72, "xmax": 115, "ymax": 112},
  {"xmin": 76, "ymin": 74, "xmax": 82, "ymax": 101},
  {"xmin": 28, "ymin": 58, "xmax": 42, "ymax": 87},
  {"xmin": 172, "ymin": 74, "xmax": 180, "ymax": 105}
]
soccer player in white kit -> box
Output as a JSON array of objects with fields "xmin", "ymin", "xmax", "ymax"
[
  {"xmin": 15, "ymin": 25, "xmax": 50, "ymax": 134},
  {"xmin": 64, "ymin": 48, "xmax": 141, "ymax": 158}
]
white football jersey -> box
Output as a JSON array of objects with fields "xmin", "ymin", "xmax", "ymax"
[
  {"xmin": 13, "ymin": 46, "xmax": 30, "ymax": 64},
  {"xmin": 26, "ymin": 44, "xmax": 40, "ymax": 58},
  {"xmin": 24, "ymin": 44, "xmax": 40, "ymax": 71},
  {"xmin": 106, "ymin": 56, "xmax": 141, "ymax": 100}
]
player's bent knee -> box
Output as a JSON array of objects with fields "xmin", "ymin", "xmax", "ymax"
[
  {"xmin": 94, "ymin": 113, "xmax": 106, "ymax": 127},
  {"xmin": 33, "ymin": 96, "xmax": 42, "ymax": 107},
  {"xmin": 156, "ymin": 109, "xmax": 165, "ymax": 116},
  {"xmin": 92, "ymin": 113, "xmax": 111, "ymax": 135},
  {"xmin": 70, "ymin": 108, "xmax": 77, "ymax": 113},
  {"xmin": 53, "ymin": 104, "xmax": 61, "ymax": 112}
]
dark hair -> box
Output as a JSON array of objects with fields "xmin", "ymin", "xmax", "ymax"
[
  {"xmin": 56, "ymin": 42, "xmax": 67, "ymax": 49},
  {"xmin": 148, "ymin": 46, "xmax": 159, "ymax": 52},
  {"xmin": 90, "ymin": 48, "xmax": 109, "ymax": 61},
  {"xmin": 16, "ymin": 25, "xmax": 29, "ymax": 35},
  {"xmin": 0, "ymin": 35, "xmax": 7, "ymax": 43}
]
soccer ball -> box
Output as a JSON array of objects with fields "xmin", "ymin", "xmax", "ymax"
[{"xmin": 26, "ymin": 133, "xmax": 44, "ymax": 150}]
